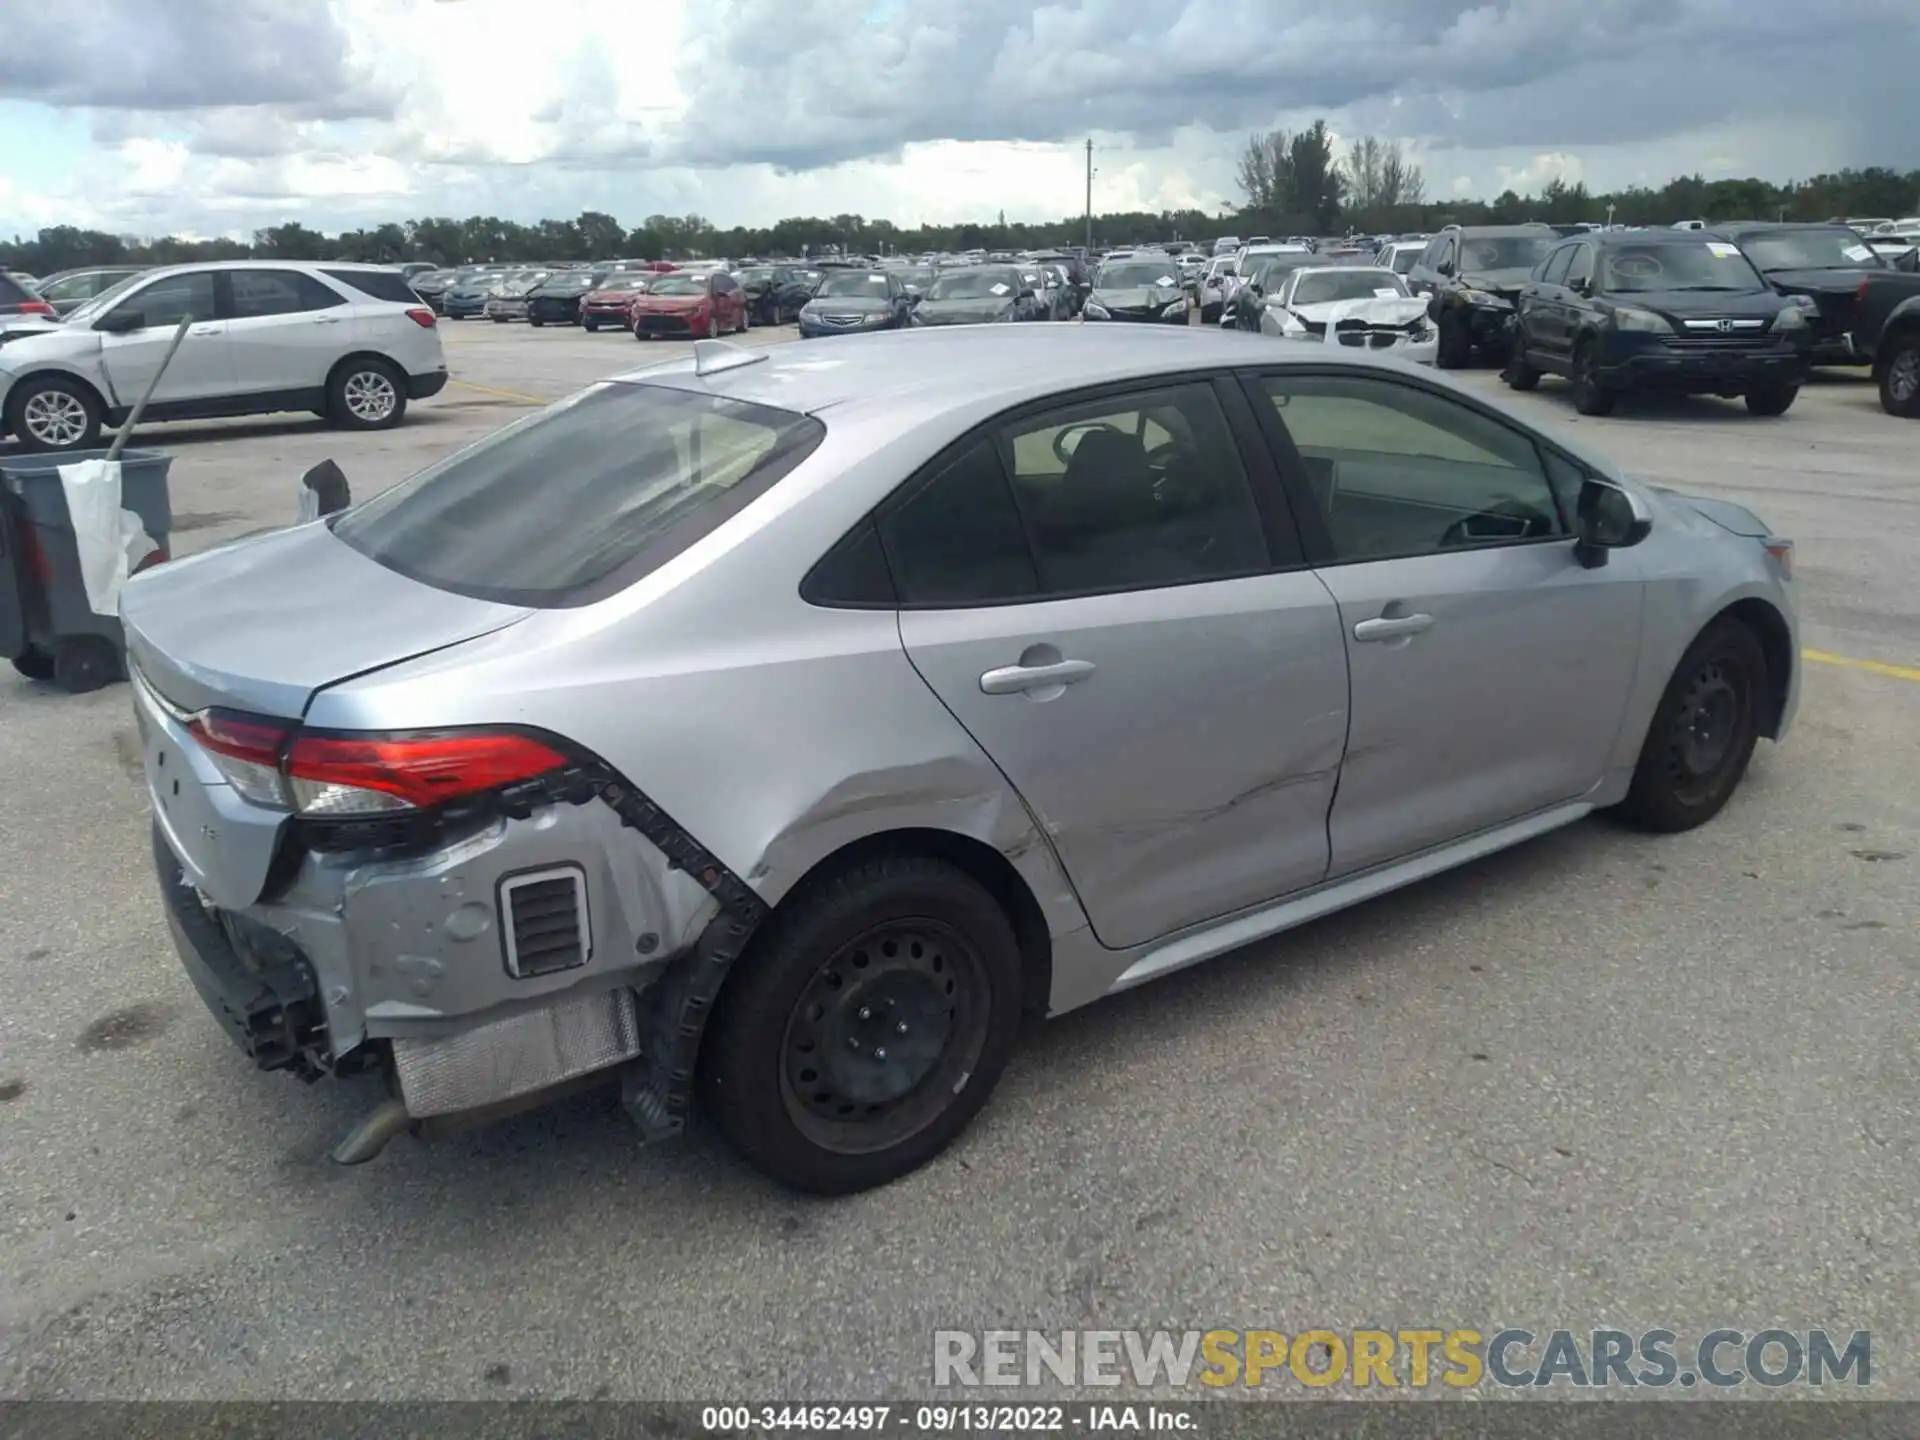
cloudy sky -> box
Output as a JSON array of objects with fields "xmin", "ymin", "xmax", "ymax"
[{"xmin": 1, "ymin": 0, "xmax": 1914, "ymax": 240}]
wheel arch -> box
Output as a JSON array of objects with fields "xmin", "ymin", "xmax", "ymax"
[
  {"xmin": 2, "ymin": 365, "xmax": 112, "ymax": 426},
  {"xmin": 324, "ymin": 349, "xmax": 403, "ymax": 391},
  {"xmin": 1711, "ymin": 596, "xmax": 1794, "ymax": 740},
  {"xmin": 1872, "ymin": 313, "xmax": 1920, "ymax": 377}
]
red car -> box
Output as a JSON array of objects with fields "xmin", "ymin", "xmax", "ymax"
[
  {"xmin": 579, "ymin": 274, "xmax": 656, "ymax": 332},
  {"xmin": 630, "ymin": 270, "xmax": 749, "ymax": 339}
]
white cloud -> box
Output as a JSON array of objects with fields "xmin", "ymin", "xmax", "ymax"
[{"xmin": 0, "ymin": 0, "xmax": 1914, "ymax": 238}]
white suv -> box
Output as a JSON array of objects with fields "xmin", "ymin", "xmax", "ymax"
[{"xmin": 0, "ymin": 261, "xmax": 449, "ymax": 453}]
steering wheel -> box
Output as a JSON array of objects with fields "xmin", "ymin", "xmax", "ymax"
[
  {"xmin": 1051, "ymin": 421, "xmax": 1124, "ymax": 466},
  {"xmin": 1613, "ymin": 253, "xmax": 1663, "ymax": 282},
  {"xmin": 1438, "ymin": 501, "xmax": 1551, "ymax": 549}
]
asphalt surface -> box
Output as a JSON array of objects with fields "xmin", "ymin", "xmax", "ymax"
[{"xmin": 1, "ymin": 322, "xmax": 1916, "ymax": 1403}]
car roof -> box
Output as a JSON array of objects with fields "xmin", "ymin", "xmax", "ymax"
[
  {"xmin": 1588, "ymin": 230, "xmax": 1726, "ymax": 246},
  {"xmin": 614, "ymin": 325, "xmax": 1416, "ymax": 423}
]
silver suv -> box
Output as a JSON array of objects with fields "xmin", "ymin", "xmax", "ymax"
[
  {"xmin": 0, "ymin": 261, "xmax": 449, "ymax": 452},
  {"xmin": 122, "ymin": 328, "xmax": 1797, "ymax": 1194}
]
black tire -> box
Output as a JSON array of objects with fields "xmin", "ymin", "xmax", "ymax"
[
  {"xmin": 1434, "ymin": 311, "xmax": 1472, "ymax": 369},
  {"xmin": 699, "ymin": 854, "xmax": 1023, "ymax": 1195},
  {"xmin": 1570, "ymin": 340, "xmax": 1616, "ymax": 416},
  {"xmin": 52, "ymin": 635, "xmax": 122, "ymax": 694},
  {"xmin": 633, "ymin": 325, "xmax": 648, "ymax": 342},
  {"xmin": 1503, "ymin": 350, "xmax": 1541, "ymax": 391},
  {"xmin": 1876, "ymin": 334, "xmax": 1920, "ymax": 418},
  {"xmin": 489, "ymin": 315, "xmax": 509, "ymax": 324},
  {"xmin": 4, "ymin": 373, "xmax": 103, "ymax": 453},
  {"xmin": 1744, "ymin": 383, "xmax": 1798, "ymax": 417},
  {"xmin": 327, "ymin": 357, "xmax": 408, "ymax": 432},
  {"xmin": 583, "ymin": 320, "xmax": 599, "ymax": 333},
  {"xmin": 1615, "ymin": 618, "xmax": 1766, "ymax": 833},
  {"xmin": 10, "ymin": 646, "xmax": 55, "ymax": 681},
  {"xmin": 528, "ymin": 316, "xmax": 545, "ymax": 328}
]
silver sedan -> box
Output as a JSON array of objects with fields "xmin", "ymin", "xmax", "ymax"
[{"xmin": 122, "ymin": 326, "xmax": 1798, "ymax": 1194}]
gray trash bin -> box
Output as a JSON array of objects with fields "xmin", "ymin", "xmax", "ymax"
[{"xmin": 0, "ymin": 448, "xmax": 173, "ymax": 693}]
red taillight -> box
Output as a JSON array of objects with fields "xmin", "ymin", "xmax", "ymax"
[
  {"xmin": 286, "ymin": 730, "xmax": 568, "ymax": 814},
  {"xmin": 1858, "ymin": 276, "xmax": 1870, "ymax": 303},
  {"xmin": 187, "ymin": 709, "xmax": 294, "ymax": 808},
  {"xmin": 18, "ymin": 300, "xmax": 53, "ymax": 316},
  {"xmin": 405, "ymin": 307, "xmax": 437, "ymax": 328}
]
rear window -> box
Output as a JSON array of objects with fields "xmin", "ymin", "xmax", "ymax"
[
  {"xmin": 322, "ymin": 268, "xmax": 422, "ymax": 303},
  {"xmin": 331, "ymin": 382, "xmax": 826, "ymax": 607},
  {"xmin": 0, "ymin": 275, "xmax": 32, "ymax": 304}
]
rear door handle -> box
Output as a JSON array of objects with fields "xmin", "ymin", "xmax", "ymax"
[
  {"xmin": 1353, "ymin": 613, "xmax": 1435, "ymax": 642},
  {"xmin": 310, "ymin": 315, "xmax": 342, "ymax": 324},
  {"xmin": 979, "ymin": 659, "xmax": 1096, "ymax": 694},
  {"xmin": 189, "ymin": 325, "xmax": 221, "ymax": 337}
]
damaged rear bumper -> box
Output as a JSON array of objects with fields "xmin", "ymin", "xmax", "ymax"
[{"xmin": 151, "ymin": 771, "xmax": 769, "ymax": 1153}]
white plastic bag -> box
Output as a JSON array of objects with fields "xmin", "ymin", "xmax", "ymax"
[
  {"xmin": 57, "ymin": 458, "xmax": 158, "ymax": 617},
  {"xmin": 298, "ymin": 485, "xmax": 321, "ymax": 524}
]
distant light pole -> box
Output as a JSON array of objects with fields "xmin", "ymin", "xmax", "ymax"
[
  {"xmin": 1084, "ymin": 138, "xmax": 1094, "ymax": 251},
  {"xmin": 1606, "ymin": 203, "xmax": 1616, "ymax": 228}
]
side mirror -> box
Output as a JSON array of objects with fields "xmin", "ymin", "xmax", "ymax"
[
  {"xmin": 1569, "ymin": 276, "xmax": 1591, "ymax": 296},
  {"xmin": 96, "ymin": 309, "xmax": 145, "ymax": 334},
  {"xmin": 1018, "ymin": 288, "xmax": 1036, "ymax": 301},
  {"xmin": 1573, "ymin": 477, "xmax": 1652, "ymax": 569},
  {"xmin": 301, "ymin": 459, "xmax": 352, "ymax": 520},
  {"xmin": 1436, "ymin": 262, "xmax": 1455, "ymax": 277}
]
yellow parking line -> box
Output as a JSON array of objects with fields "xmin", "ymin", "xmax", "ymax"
[
  {"xmin": 446, "ymin": 377, "xmax": 552, "ymax": 406},
  {"xmin": 1803, "ymin": 649, "xmax": 1920, "ymax": 684}
]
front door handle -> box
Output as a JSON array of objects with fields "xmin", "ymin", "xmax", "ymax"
[
  {"xmin": 310, "ymin": 315, "xmax": 342, "ymax": 324},
  {"xmin": 189, "ymin": 325, "xmax": 221, "ymax": 337},
  {"xmin": 1353, "ymin": 613, "xmax": 1435, "ymax": 642},
  {"xmin": 979, "ymin": 659, "xmax": 1096, "ymax": 695}
]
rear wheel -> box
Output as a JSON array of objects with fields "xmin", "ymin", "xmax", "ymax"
[
  {"xmin": 1570, "ymin": 340, "xmax": 1616, "ymax": 416},
  {"xmin": 699, "ymin": 854, "xmax": 1023, "ymax": 1194},
  {"xmin": 528, "ymin": 316, "xmax": 545, "ymax": 328},
  {"xmin": 1614, "ymin": 618, "xmax": 1765, "ymax": 833},
  {"xmin": 583, "ymin": 320, "xmax": 599, "ymax": 333},
  {"xmin": 328, "ymin": 357, "xmax": 407, "ymax": 431},
  {"xmin": 1877, "ymin": 334, "xmax": 1920, "ymax": 418},
  {"xmin": 1744, "ymin": 383, "xmax": 1798, "ymax": 416},
  {"xmin": 1503, "ymin": 349, "xmax": 1541, "ymax": 391}
]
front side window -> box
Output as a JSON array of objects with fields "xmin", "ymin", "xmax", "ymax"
[
  {"xmin": 1539, "ymin": 246, "xmax": 1575, "ymax": 285},
  {"xmin": 1258, "ymin": 374, "xmax": 1562, "ymax": 561},
  {"xmin": 114, "ymin": 272, "xmax": 216, "ymax": 328},
  {"xmin": 1565, "ymin": 244, "xmax": 1595, "ymax": 289},
  {"xmin": 332, "ymin": 383, "xmax": 824, "ymax": 607},
  {"xmin": 997, "ymin": 384, "xmax": 1269, "ymax": 594}
]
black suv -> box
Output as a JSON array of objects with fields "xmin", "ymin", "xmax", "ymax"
[
  {"xmin": 1407, "ymin": 224, "xmax": 1561, "ymax": 367},
  {"xmin": 1505, "ymin": 230, "xmax": 1814, "ymax": 416},
  {"xmin": 1707, "ymin": 222, "xmax": 1886, "ymax": 365}
]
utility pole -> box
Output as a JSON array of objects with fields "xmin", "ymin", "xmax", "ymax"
[{"xmin": 1084, "ymin": 138, "xmax": 1094, "ymax": 252}]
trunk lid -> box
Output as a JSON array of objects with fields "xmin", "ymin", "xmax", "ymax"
[{"xmin": 121, "ymin": 520, "xmax": 534, "ymax": 720}]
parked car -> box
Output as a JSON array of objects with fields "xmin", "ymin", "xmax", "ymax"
[
  {"xmin": 1259, "ymin": 266, "xmax": 1436, "ymax": 362},
  {"xmin": 1081, "ymin": 255, "xmax": 1187, "ymax": 323},
  {"xmin": 1223, "ymin": 250, "xmax": 1320, "ymax": 330},
  {"xmin": 121, "ymin": 326, "xmax": 1800, "ymax": 1194},
  {"xmin": 0, "ymin": 271, "xmax": 54, "ymax": 323},
  {"xmin": 1377, "ymin": 242, "xmax": 1426, "ymax": 277},
  {"xmin": 0, "ymin": 261, "xmax": 448, "ymax": 452},
  {"xmin": 798, "ymin": 270, "xmax": 914, "ymax": 337},
  {"xmin": 1708, "ymin": 223, "xmax": 1887, "ymax": 365},
  {"xmin": 407, "ymin": 269, "xmax": 462, "ymax": 313},
  {"xmin": 441, "ymin": 272, "xmax": 508, "ymax": 319},
  {"xmin": 1197, "ymin": 257, "xmax": 1238, "ymax": 323},
  {"xmin": 1409, "ymin": 224, "xmax": 1562, "ymax": 367},
  {"xmin": 630, "ymin": 269, "xmax": 749, "ymax": 339},
  {"xmin": 579, "ymin": 274, "xmax": 656, "ymax": 331},
  {"xmin": 1019, "ymin": 265, "xmax": 1072, "ymax": 321},
  {"xmin": 1505, "ymin": 230, "xmax": 1814, "ymax": 417},
  {"xmin": 737, "ymin": 265, "xmax": 817, "ymax": 325},
  {"xmin": 484, "ymin": 270, "xmax": 554, "ymax": 322},
  {"xmin": 1865, "ymin": 228, "xmax": 1920, "ymax": 265},
  {"xmin": 1850, "ymin": 270, "xmax": 1920, "ymax": 417},
  {"xmin": 525, "ymin": 269, "xmax": 610, "ymax": 327},
  {"xmin": 909, "ymin": 266, "xmax": 1047, "ymax": 326},
  {"xmin": 30, "ymin": 266, "xmax": 148, "ymax": 317}
]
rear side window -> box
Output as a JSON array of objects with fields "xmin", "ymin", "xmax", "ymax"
[
  {"xmin": 230, "ymin": 269, "xmax": 344, "ymax": 316},
  {"xmin": 0, "ymin": 275, "xmax": 31, "ymax": 304},
  {"xmin": 331, "ymin": 383, "xmax": 825, "ymax": 607},
  {"xmin": 878, "ymin": 441, "xmax": 1040, "ymax": 605},
  {"xmin": 322, "ymin": 268, "xmax": 422, "ymax": 304}
]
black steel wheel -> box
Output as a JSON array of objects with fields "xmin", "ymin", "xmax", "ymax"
[
  {"xmin": 1570, "ymin": 340, "xmax": 1617, "ymax": 416},
  {"xmin": 1615, "ymin": 618, "xmax": 1765, "ymax": 832},
  {"xmin": 700, "ymin": 854, "xmax": 1023, "ymax": 1194}
]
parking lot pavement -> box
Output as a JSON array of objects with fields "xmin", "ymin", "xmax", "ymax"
[{"xmin": 1, "ymin": 335, "xmax": 1917, "ymax": 1400}]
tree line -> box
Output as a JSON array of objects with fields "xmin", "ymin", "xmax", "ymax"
[{"xmin": 2, "ymin": 137, "xmax": 1915, "ymax": 277}]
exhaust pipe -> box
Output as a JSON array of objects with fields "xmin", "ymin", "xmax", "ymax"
[{"xmin": 331, "ymin": 1096, "xmax": 412, "ymax": 1165}]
